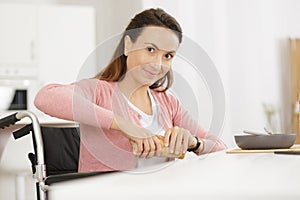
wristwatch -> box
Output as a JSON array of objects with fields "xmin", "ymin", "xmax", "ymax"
[{"xmin": 187, "ymin": 136, "xmax": 201, "ymax": 152}]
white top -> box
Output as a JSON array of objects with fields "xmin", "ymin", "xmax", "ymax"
[{"xmin": 125, "ymin": 89, "xmax": 169, "ymax": 168}]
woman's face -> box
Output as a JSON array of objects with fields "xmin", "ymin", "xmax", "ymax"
[{"xmin": 124, "ymin": 26, "xmax": 180, "ymax": 86}]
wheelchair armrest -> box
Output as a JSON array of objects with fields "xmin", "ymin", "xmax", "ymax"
[
  {"xmin": 0, "ymin": 112, "xmax": 19, "ymax": 129},
  {"xmin": 45, "ymin": 171, "xmax": 118, "ymax": 185}
]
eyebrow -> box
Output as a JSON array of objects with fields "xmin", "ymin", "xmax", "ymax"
[{"xmin": 144, "ymin": 43, "xmax": 176, "ymax": 53}]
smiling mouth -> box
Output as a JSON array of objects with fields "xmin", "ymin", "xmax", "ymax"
[{"xmin": 143, "ymin": 68, "xmax": 159, "ymax": 77}]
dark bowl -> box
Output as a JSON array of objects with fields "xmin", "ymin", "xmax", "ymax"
[{"xmin": 234, "ymin": 134, "xmax": 296, "ymax": 150}]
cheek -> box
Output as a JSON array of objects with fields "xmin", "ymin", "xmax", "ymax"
[
  {"xmin": 162, "ymin": 62, "xmax": 172, "ymax": 72},
  {"xmin": 126, "ymin": 52, "xmax": 149, "ymax": 70}
]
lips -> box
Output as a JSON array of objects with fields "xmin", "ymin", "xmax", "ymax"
[{"xmin": 143, "ymin": 68, "xmax": 159, "ymax": 78}]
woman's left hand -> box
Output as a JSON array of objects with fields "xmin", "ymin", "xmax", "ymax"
[{"xmin": 164, "ymin": 126, "xmax": 197, "ymax": 155}]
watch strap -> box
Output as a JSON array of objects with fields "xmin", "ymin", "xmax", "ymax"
[{"xmin": 187, "ymin": 136, "xmax": 201, "ymax": 152}]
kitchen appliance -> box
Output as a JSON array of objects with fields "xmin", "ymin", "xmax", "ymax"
[
  {"xmin": 8, "ymin": 89, "xmax": 27, "ymax": 110},
  {"xmin": 0, "ymin": 79, "xmax": 41, "ymax": 112}
]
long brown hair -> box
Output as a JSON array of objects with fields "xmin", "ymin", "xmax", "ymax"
[{"xmin": 94, "ymin": 8, "xmax": 182, "ymax": 92}]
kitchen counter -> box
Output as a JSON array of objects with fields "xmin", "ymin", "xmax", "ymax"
[{"xmin": 49, "ymin": 151, "xmax": 300, "ymax": 200}]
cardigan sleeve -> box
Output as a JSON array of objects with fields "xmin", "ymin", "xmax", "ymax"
[
  {"xmin": 170, "ymin": 94, "xmax": 227, "ymax": 154},
  {"xmin": 34, "ymin": 79, "xmax": 114, "ymax": 130}
]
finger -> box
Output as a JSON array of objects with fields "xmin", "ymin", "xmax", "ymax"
[
  {"xmin": 136, "ymin": 139, "xmax": 143, "ymax": 156},
  {"xmin": 182, "ymin": 131, "xmax": 189, "ymax": 154},
  {"xmin": 188, "ymin": 133, "xmax": 195, "ymax": 144},
  {"xmin": 169, "ymin": 127, "xmax": 178, "ymax": 154},
  {"xmin": 141, "ymin": 139, "xmax": 150, "ymax": 158},
  {"xmin": 153, "ymin": 136, "xmax": 162, "ymax": 156},
  {"xmin": 147, "ymin": 138, "xmax": 156, "ymax": 158},
  {"xmin": 175, "ymin": 129, "xmax": 183, "ymax": 155},
  {"xmin": 164, "ymin": 129, "xmax": 172, "ymax": 147}
]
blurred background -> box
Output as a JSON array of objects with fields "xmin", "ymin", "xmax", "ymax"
[{"xmin": 0, "ymin": 0, "xmax": 300, "ymax": 199}]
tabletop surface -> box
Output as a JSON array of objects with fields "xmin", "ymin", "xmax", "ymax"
[
  {"xmin": 1, "ymin": 111, "xmax": 300, "ymax": 199},
  {"xmin": 49, "ymin": 151, "xmax": 300, "ymax": 200}
]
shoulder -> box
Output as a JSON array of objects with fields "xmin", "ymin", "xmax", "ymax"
[
  {"xmin": 73, "ymin": 79, "xmax": 117, "ymax": 100},
  {"xmin": 76, "ymin": 78, "xmax": 115, "ymax": 87},
  {"xmin": 150, "ymin": 89, "xmax": 183, "ymax": 122},
  {"xmin": 150, "ymin": 89, "xmax": 180, "ymax": 108},
  {"xmin": 76, "ymin": 78, "xmax": 117, "ymax": 91}
]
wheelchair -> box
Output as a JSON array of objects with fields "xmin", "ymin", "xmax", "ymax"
[{"xmin": 0, "ymin": 111, "xmax": 114, "ymax": 200}]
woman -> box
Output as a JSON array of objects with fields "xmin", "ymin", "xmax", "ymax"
[{"xmin": 34, "ymin": 8, "xmax": 226, "ymax": 172}]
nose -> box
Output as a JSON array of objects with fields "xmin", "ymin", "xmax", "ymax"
[{"xmin": 151, "ymin": 55, "xmax": 163, "ymax": 70}]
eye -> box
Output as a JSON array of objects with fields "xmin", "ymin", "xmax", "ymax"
[
  {"xmin": 146, "ymin": 47, "xmax": 155, "ymax": 53},
  {"xmin": 165, "ymin": 53, "xmax": 174, "ymax": 60}
]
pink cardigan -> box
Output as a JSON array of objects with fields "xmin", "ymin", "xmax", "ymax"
[{"xmin": 34, "ymin": 79, "xmax": 226, "ymax": 172}]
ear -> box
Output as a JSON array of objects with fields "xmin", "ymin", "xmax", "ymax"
[{"xmin": 124, "ymin": 35, "xmax": 133, "ymax": 56}]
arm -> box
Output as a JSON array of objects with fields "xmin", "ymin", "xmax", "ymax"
[
  {"xmin": 175, "ymin": 109, "xmax": 227, "ymax": 154},
  {"xmin": 165, "ymin": 95, "xmax": 227, "ymax": 155},
  {"xmin": 35, "ymin": 79, "xmax": 162, "ymax": 158},
  {"xmin": 34, "ymin": 79, "xmax": 114, "ymax": 129},
  {"xmin": 111, "ymin": 115, "xmax": 162, "ymax": 158}
]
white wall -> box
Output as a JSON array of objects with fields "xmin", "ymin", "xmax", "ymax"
[
  {"xmin": 0, "ymin": 0, "xmax": 143, "ymax": 44},
  {"xmin": 226, "ymin": 0, "xmax": 300, "ymax": 145},
  {"xmin": 142, "ymin": 0, "xmax": 300, "ymax": 147},
  {"xmin": 52, "ymin": 0, "xmax": 143, "ymax": 44}
]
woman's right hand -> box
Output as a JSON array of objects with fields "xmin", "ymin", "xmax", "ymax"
[
  {"xmin": 131, "ymin": 136, "xmax": 162, "ymax": 158},
  {"xmin": 111, "ymin": 115, "xmax": 162, "ymax": 158}
]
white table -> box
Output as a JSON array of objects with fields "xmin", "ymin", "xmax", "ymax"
[{"xmin": 49, "ymin": 151, "xmax": 300, "ymax": 200}]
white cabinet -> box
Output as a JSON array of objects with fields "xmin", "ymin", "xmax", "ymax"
[
  {"xmin": 37, "ymin": 5, "xmax": 96, "ymax": 84},
  {"xmin": 0, "ymin": 4, "xmax": 38, "ymax": 77},
  {"xmin": 0, "ymin": 4, "xmax": 36, "ymax": 64},
  {"xmin": 0, "ymin": 3, "xmax": 96, "ymax": 83}
]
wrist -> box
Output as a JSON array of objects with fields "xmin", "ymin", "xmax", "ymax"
[
  {"xmin": 187, "ymin": 136, "xmax": 201, "ymax": 152},
  {"xmin": 194, "ymin": 138, "xmax": 204, "ymax": 154}
]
